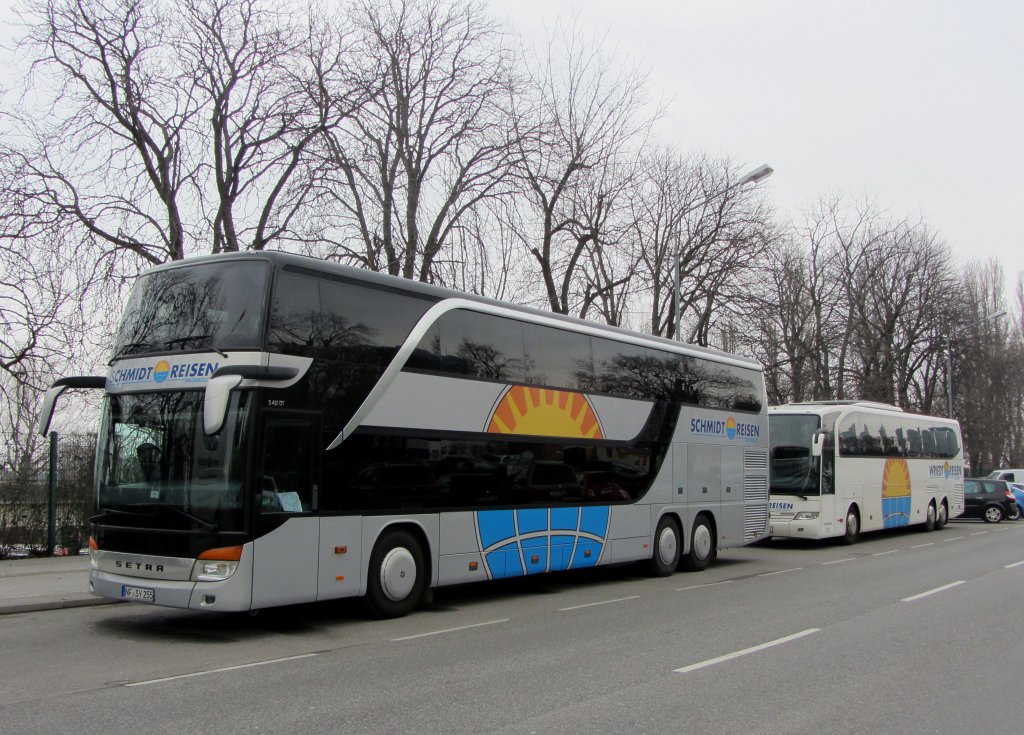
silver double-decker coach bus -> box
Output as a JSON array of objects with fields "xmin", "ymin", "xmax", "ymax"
[{"xmin": 40, "ymin": 252, "xmax": 770, "ymax": 617}]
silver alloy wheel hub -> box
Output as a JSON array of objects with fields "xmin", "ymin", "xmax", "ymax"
[
  {"xmin": 692, "ymin": 524, "xmax": 712, "ymax": 559},
  {"xmin": 380, "ymin": 547, "xmax": 417, "ymax": 602},
  {"xmin": 659, "ymin": 526, "xmax": 677, "ymax": 564}
]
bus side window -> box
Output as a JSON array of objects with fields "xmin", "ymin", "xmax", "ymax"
[
  {"xmin": 906, "ymin": 428, "xmax": 922, "ymax": 457},
  {"xmin": 260, "ymin": 417, "xmax": 318, "ymax": 513}
]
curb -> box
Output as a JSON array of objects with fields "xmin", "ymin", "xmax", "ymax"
[{"xmin": 0, "ymin": 596, "xmax": 120, "ymax": 616}]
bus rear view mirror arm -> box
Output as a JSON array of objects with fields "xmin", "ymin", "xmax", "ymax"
[
  {"xmin": 37, "ymin": 376, "xmax": 107, "ymax": 436},
  {"xmin": 203, "ymin": 366, "xmax": 299, "ymax": 436}
]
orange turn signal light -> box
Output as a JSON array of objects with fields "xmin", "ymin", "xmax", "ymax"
[
  {"xmin": 197, "ymin": 545, "xmax": 243, "ymax": 561},
  {"xmin": 89, "ymin": 536, "xmax": 99, "ymax": 551}
]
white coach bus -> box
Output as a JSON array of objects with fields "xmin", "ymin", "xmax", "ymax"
[
  {"xmin": 768, "ymin": 401, "xmax": 963, "ymax": 544},
  {"xmin": 39, "ymin": 251, "xmax": 771, "ymax": 617}
]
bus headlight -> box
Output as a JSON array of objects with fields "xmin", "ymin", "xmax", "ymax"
[
  {"xmin": 192, "ymin": 545, "xmax": 243, "ymax": 582},
  {"xmin": 193, "ymin": 560, "xmax": 239, "ymax": 582},
  {"xmin": 793, "ymin": 511, "xmax": 819, "ymax": 520}
]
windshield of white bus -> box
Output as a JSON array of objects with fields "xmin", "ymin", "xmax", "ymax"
[
  {"xmin": 112, "ymin": 260, "xmax": 270, "ymax": 359},
  {"xmin": 769, "ymin": 414, "xmax": 821, "ymax": 496},
  {"xmin": 94, "ymin": 390, "xmax": 251, "ymax": 532}
]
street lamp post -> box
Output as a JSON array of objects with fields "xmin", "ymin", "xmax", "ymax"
[
  {"xmin": 946, "ymin": 310, "xmax": 1007, "ymax": 418},
  {"xmin": 672, "ymin": 163, "xmax": 773, "ymax": 341}
]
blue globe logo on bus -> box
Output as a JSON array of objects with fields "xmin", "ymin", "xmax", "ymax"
[
  {"xmin": 475, "ymin": 507, "xmax": 610, "ymax": 578},
  {"xmin": 152, "ymin": 360, "xmax": 171, "ymax": 383},
  {"xmin": 725, "ymin": 417, "xmax": 737, "ymax": 440}
]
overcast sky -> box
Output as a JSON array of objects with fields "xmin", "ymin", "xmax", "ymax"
[
  {"xmin": 496, "ymin": 0, "xmax": 1024, "ymax": 296},
  {"xmin": 3, "ymin": 1, "xmax": 1020, "ymax": 296}
]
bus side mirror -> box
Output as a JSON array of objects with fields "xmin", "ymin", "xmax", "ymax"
[
  {"xmin": 204, "ymin": 374, "xmax": 244, "ymax": 435},
  {"xmin": 37, "ymin": 376, "xmax": 107, "ymax": 435},
  {"xmin": 811, "ymin": 431, "xmax": 825, "ymax": 458}
]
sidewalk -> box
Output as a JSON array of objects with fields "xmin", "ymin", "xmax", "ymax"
[{"xmin": 0, "ymin": 555, "xmax": 117, "ymax": 615}]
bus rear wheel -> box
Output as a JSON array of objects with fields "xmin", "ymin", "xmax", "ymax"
[
  {"xmin": 936, "ymin": 501, "xmax": 948, "ymax": 529},
  {"xmin": 366, "ymin": 529, "xmax": 426, "ymax": 619},
  {"xmin": 648, "ymin": 516, "xmax": 681, "ymax": 576},
  {"xmin": 923, "ymin": 502, "xmax": 937, "ymax": 532},
  {"xmin": 682, "ymin": 515, "xmax": 716, "ymax": 572}
]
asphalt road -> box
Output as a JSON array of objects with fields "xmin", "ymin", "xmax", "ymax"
[{"xmin": 2, "ymin": 520, "xmax": 1023, "ymax": 734}]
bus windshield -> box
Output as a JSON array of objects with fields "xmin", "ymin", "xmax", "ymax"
[
  {"xmin": 769, "ymin": 414, "xmax": 821, "ymax": 496},
  {"xmin": 95, "ymin": 391, "xmax": 251, "ymax": 532},
  {"xmin": 112, "ymin": 260, "xmax": 270, "ymax": 359}
]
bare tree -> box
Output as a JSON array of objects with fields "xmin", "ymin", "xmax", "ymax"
[
  {"xmin": 631, "ymin": 151, "xmax": 774, "ymax": 345},
  {"xmin": 19, "ymin": 0, "xmax": 203, "ymax": 264},
  {"xmin": 180, "ymin": 0, "xmax": 368, "ymax": 253},
  {"xmin": 315, "ymin": 0, "xmax": 520, "ymax": 284},
  {"xmin": 511, "ymin": 20, "xmax": 655, "ymax": 315}
]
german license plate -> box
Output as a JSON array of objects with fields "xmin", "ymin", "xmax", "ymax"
[{"xmin": 121, "ymin": 585, "xmax": 155, "ymax": 603}]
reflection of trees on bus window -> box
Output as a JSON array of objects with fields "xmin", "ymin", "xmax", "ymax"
[
  {"xmin": 115, "ymin": 261, "xmax": 268, "ymax": 356},
  {"xmin": 269, "ymin": 270, "xmax": 434, "ymax": 365},
  {"xmin": 405, "ymin": 310, "xmax": 761, "ymax": 412},
  {"xmin": 837, "ymin": 413, "xmax": 959, "ymax": 459}
]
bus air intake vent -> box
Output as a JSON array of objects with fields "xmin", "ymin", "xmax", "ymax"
[{"xmin": 744, "ymin": 449, "xmax": 768, "ymax": 471}]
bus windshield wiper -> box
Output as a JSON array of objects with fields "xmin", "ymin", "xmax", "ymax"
[
  {"xmin": 168, "ymin": 507, "xmax": 218, "ymax": 532},
  {"xmin": 164, "ymin": 335, "xmax": 228, "ymax": 357},
  {"xmin": 90, "ymin": 507, "xmax": 154, "ymax": 523},
  {"xmin": 108, "ymin": 341, "xmax": 155, "ymax": 365}
]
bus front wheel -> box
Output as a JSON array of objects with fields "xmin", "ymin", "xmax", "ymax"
[
  {"xmin": 648, "ymin": 516, "xmax": 681, "ymax": 576},
  {"xmin": 840, "ymin": 507, "xmax": 860, "ymax": 545},
  {"xmin": 366, "ymin": 529, "xmax": 427, "ymax": 619},
  {"xmin": 682, "ymin": 515, "xmax": 716, "ymax": 572}
]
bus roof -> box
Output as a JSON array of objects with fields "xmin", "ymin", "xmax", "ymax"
[
  {"xmin": 769, "ymin": 401, "xmax": 960, "ymax": 426},
  {"xmin": 143, "ymin": 250, "xmax": 762, "ymax": 370}
]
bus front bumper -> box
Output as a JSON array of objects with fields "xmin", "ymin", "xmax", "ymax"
[
  {"xmin": 768, "ymin": 516, "xmax": 825, "ymax": 540},
  {"xmin": 90, "ymin": 567, "xmax": 253, "ymax": 612}
]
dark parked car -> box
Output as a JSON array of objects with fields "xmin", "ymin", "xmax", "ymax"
[{"xmin": 962, "ymin": 478, "xmax": 1019, "ymax": 523}]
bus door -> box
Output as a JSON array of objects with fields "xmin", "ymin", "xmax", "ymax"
[
  {"xmin": 817, "ymin": 432, "xmax": 837, "ymax": 537},
  {"xmin": 251, "ymin": 410, "xmax": 321, "ymax": 608}
]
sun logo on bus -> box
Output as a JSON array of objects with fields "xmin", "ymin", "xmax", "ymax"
[
  {"xmin": 153, "ymin": 360, "xmax": 171, "ymax": 383},
  {"xmin": 486, "ymin": 386, "xmax": 604, "ymax": 439},
  {"xmin": 882, "ymin": 458, "xmax": 912, "ymax": 528},
  {"xmin": 943, "ymin": 461, "xmax": 951, "ymax": 479},
  {"xmin": 725, "ymin": 417, "xmax": 737, "ymax": 440}
]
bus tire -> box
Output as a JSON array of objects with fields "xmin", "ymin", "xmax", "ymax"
[
  {"xmin": 648, "ymin": 516, "xmax": 681, "ymax": 577},
  {"xmin": 936, "ymin": 501, "xmax": 948, "ymax": 529},
  {"xmin": 923, "ymin": 501, "xmax": 937, "ymax": 532},
  {"xmin": 840, "ymin": 507, "xmax": 860, "ymax": 545},
  {"xmin": 682, "ymin": 514, "xmax": 716, "ymax": 572},
  {"xmin": 365, "ymin": 529, "xmax": 426, "ymax": 619}
]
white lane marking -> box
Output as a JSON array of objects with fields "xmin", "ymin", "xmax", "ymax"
[
  {"xmin": 901, "ymin": 581, "xmax": 966, "ymax": 602},
  {"xmin": 758, "ymin": 567, "xmax": 803, "ymax": 577},
  {"xmin": 910, "ymin": 543, "xmax": 934, "ymax": 549},
  {"xmin": 943, "ymin": 537, "xmax": 963, "ymax": 542},
  {"xmin": 821, "ymin": 558, "xmax": 855, "ymax": 565},
  {"xmin": 558, "ymin": 595, "xmax": 639, "ymax": 612},
  {"xmin": 872, "ymin": 550, "xmax": 900, "ymax": 556},
  {"xmin": 971, "ymin": 531, "xmax": 988, "ymax": 536},
  {"xmin": 127, "ymin": 653, "xmax": 317, "ymax": 687},
  {"xmin": 390, "ymin": 618, "xmax": 510, "ymax": 641},
  {"xmin": 677, "ymin": 580, "xmax": 734, "ymax": 591},
  {"xmin": 673, "ymin": 629, "xmax": 821, "ymax": 674},
  {"xmin": 1004, "ymin": 560, "xmax": 1024, "ymax": 569}
]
